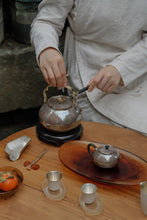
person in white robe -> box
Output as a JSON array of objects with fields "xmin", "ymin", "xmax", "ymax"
[{"xmin": 31, "ymin": 0, "xmax": 147, "ymax": 136}]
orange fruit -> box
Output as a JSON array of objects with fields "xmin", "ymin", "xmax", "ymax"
[{"xmin": 0, "ymin": 171, "xmax": 18, "ymax": 191}]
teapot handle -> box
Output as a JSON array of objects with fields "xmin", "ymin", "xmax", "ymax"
[
  {"xmin": 65, "ymin": 85, "xmax": 77, "ymax": 106},
  {"xmin": 87, "ymin": 143, "xmax": 97, "ymax": 156},
  {"xmin": 43, "ymin": 85, "xmax": 77, "ymax": 104},
  {"xmin": 43, "ymin": 85, "xmax": 51, "ymax": 103}
]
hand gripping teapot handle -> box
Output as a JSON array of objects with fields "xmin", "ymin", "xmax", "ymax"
[{"xmin": 87, "ymin": 143, "xmax": 97, "ymax": 156}]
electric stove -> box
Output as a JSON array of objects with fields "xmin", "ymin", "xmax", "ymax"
[{"xmin": 36, "ymin": 123, "xmax": 83, "ymax": 147}]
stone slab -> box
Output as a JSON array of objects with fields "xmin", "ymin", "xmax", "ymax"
[{"xmin": 0, "ymin": 39, "xmax": 57, "ymax": 113}]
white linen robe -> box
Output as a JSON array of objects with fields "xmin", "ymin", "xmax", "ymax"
[{"xmin": 31, "ymin": 0, "xmax": 147, "ymax": 134}]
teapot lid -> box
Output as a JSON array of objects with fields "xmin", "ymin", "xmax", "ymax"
[
  {"xmin": 98, "ymin": 145, "xmax": 117, "ymax": 155},
  {"xmin": 48, "ymin": 95, "xmax": 73, "ymax": 110}
]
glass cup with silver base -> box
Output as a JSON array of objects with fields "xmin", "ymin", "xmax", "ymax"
[
  {"xmin": 42, "ymin": 171, "xmax": 65, "ymax": 200},
  {"xmin": 79, "ymin": 183, "xmax": 103, "ymax": 215}
]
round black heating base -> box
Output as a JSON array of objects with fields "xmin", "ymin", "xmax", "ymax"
[{"xmin": 36, "ymin": 124, "xmax": 83, "ymax": 147}]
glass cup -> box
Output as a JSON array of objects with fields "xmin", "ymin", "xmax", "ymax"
[
  {"xmin": 47, "ymin": 171, "xmax": 62, "ymax": 191},
  {"xmin": 79, "ymin": 183, "xmax": 103, "ymax": 215},
  {"xmin": 42, "ymin": 171, "xmax": 65, "ymax": 200},
  {"xmin": 140, "ymin": 181, "xmax": 147, "ymax": 215},
  {"xmin": 80, "ymin": 183, "xmax": 97, "ymax": 204}
]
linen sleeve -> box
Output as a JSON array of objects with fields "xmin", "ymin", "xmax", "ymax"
[
  {"xmin": 30, "ymin": 0, "xmax": 74, "ymax": 63},
  {"xmin": 109, "ymin": 32, "xmax": 147, "ymax": 87}
]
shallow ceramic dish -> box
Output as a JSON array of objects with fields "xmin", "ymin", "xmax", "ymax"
[
  {"xmin": 5, "ymin": 135, "xmax": 31, "ymax": 161},
  {"xmin": 0, "ymin": 166, "xmax": 23, "ymax": 199}
]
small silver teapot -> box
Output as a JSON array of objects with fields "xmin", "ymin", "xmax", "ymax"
[
  {"xmin": 87, "ymin": 143, "xmax": 120, "ymax": 168},
  {"xmin": 39, "ymin": 85, "xmax": 82, "ymax": 132}
]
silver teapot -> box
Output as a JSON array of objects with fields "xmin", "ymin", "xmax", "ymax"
[
  {"xmin": 39, "ymin": 85, "xmax": 82, "ymax": 132},
  {"xmin": 87, "ymin": 143, "xmax": 120, "ymax": 168}
]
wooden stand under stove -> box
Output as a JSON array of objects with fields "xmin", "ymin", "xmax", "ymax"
[{"xmin": 0, "ymin": 121, "xmax": 146, "ymax": 220}]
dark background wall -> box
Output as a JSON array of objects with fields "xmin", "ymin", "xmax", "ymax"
[{"xmin": 3, "ymin": 0, "xmax": 11, "ymax": 38}]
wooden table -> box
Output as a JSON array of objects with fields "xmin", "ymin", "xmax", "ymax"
[{"xmin": 0, "ymin": 121, "xmax": 147, "ymax": 220}]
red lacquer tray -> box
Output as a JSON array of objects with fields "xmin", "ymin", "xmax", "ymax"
[{"xmin": 59, "ymin": 141, "xmax": 147, "ymax": 185}]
